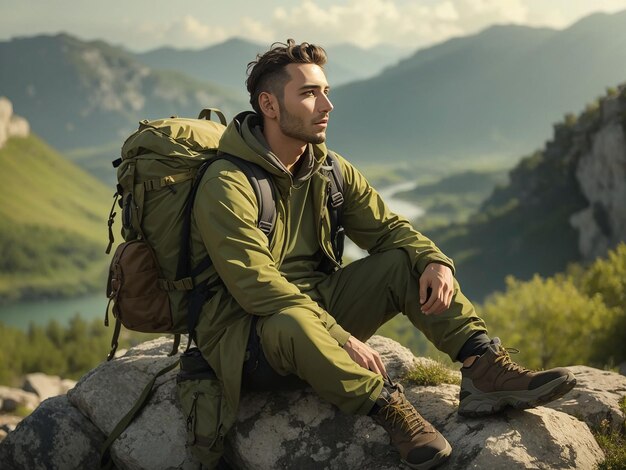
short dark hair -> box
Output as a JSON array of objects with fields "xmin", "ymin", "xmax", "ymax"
[{"xmin": 246, "ymin": 39, "xmax": 328, "ymax": 115}]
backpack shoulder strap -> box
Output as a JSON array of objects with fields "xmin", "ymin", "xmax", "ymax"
[
  {"xmin": 181, "ymin": 153, "xmax": 277, "ymax": 348},
  {"xmin": 215, "ymin": 153, "xmax": 277, "ymax": 237},
  {"xmin": 325, "ymin": 151, "xmax": 345, "ymax": 265}
]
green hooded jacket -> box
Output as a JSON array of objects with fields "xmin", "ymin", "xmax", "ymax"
[{"xmin": 189, "ymin": 112, "xmax": 454, "ymax": 463}]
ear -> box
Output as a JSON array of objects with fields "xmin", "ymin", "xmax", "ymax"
[{"xmin": 258, "ymin": 91, "xmax": 278, "ymax": 119}]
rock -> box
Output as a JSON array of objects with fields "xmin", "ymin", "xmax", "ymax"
[
  {"xmin": 0, "ymin": 97, "xmax": 29, "ymax": 149},
  {"xmin": 0, "ymin": 97, "xmax": 12, "ymax": 126},
  {"xmin": 23, "ymin": 373, "xmax": 66, "ymax": 401},
  {"xmin": 5, "ymin": 336, "xmax": 610, "ymax": 469},
  {"xmin": 366, "ymin": 335, "xmax": 421, "ymax": 379},
  {"xmin": 546, "ymin": 365, "xmax": 626, "ymax": 431},
  {"xmin": 229, "ymin": 370, "xmax": 603, "ymax": 470},
  {"xmin": 68, "ymin": 338, "xmax": 193, "ymax": 470},
  {"xmin": 570, "ymin": 112, "xmax": 626, "ymax": 261},
  {"xmin": 8, "ymin": 115, "xmax": 30, "ymax": 138},
  {"xmin": 0, "ymin": 386, "xmax": 40, "ymax": 413},
  {"xmin": 0, "ymin": 415, "xmax": 23, "ymax": 435},
  {"xmin": 0, "ymin": 395, "xmax": 105, "ymax": 470},
  {"xmin": 60, "ymin": 379, "xmax": 77, "ymax": 395},
  {"xmin": 0, "ymin": 97, "xmax": 11, "ymax": 149}
]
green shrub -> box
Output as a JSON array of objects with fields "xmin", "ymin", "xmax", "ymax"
[
  {"xmin": 480, "ymin": 274, "xmax": 617, "ymax": 369},
  {"xmin": 594, "ymin": 396, "xmax": 626, "ymax": 470}
]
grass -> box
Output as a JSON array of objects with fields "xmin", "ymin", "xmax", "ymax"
[
  {"xmin": 594, "ymin": 395, "xmax": 626, "ymax": 470},
  {"xmin": 12, "ymin": 405, "xmax": 33, "ymax": 418},
  {"xmin": 0, "ymin": 135, "xmax": 111, "ymax": 242},
  {"xmin": 404, "ymin": 360, "xmax": 460, "ymax": 386},
  {"xmin": 0, "ymin": 135, "xmax": 112, "ymax": 301}
]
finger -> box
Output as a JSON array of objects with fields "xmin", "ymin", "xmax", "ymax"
[
  {"xmin": 419, "ymin": 277, "xmax": 428, "ymax": 304},
  {"xmin": 421, "ymin": 286, "xmax": 439, "ymax": 312},
  {"xmin": 373, "ymin": 352, "xmax": 387, "ymax": 377},
  {"xmin": 445, "ymin": 289, "xmax": 454, "ymax": 308},
  {"xmin": 370, "ymin": 356, "xmax": 384, "ymax": 376},
  {"xmin": 427, "ymin": 298, "xmax": 444, "ymax": 315}
]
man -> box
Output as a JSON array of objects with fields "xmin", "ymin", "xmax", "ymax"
[{"xmin": 190, "ymin": 39, "xmax": 576, "ymax": 469}]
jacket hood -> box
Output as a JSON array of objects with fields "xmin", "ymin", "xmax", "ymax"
[{"xmin": 218, "ymin": 111, "xmax": 328, "ymax": 192}]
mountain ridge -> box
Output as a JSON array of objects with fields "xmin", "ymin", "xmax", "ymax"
[{"xmin": 327, "ymin": 9, "xmax": 626, "ymax": 164}]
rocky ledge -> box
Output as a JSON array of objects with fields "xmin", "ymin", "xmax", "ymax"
[
  {"xmin": 0, "ymin": 336, "xmax": 624, "ymax": 469},
  {"xmin": 0, "ymin": 373, "xmax": 76, "ymax": 442}
]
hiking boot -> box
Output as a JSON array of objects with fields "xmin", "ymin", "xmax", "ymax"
[
  {"xmin": 458, "ymin": 337, "xmax": 576, "ymax": 417},
  {"xmin": 372, "ymin": 381, "xmax": 451, "ymax": 469}
]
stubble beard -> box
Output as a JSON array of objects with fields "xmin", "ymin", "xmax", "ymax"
[{"xmin": 278, "ymin": 102, "xmax": 327, "ymax": 145}]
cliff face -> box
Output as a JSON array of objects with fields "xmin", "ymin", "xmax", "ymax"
[
  {"xmin": 433, "ymin": 84, "xmax": 626, "ymax": 299},
  {"xmin": 0, "ymin": 97, "xmax": 29, "ymax": 149},
  {"xmin": 502, "ymin": 85, "xmax": 626, "ymax": 265},
  {"xmin": 569, "ymin": 93, "xmax": 626, "ymax": 261}
]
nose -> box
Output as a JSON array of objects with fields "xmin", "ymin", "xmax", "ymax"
[{"xmin": 319, "ymin": 93, "xmax": 333, "ymax": 113}]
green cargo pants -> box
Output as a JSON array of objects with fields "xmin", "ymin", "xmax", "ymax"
[{"xmin": 251, "ymin": 249, "xmax": 487, "ymax": 416}]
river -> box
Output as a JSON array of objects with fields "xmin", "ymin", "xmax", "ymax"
[{"xmin": 0, "ymin": 180, "xmax": 422, "ymax": 330}]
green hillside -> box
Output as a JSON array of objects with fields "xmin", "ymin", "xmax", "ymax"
[{"xmin": 0, "ymin": 135, "xmax": 111, "ymax": 302}]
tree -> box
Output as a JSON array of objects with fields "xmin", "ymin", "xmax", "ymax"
[{"xmin": 480, "ymin": 274, "xmax": 616, "ymax": 369}]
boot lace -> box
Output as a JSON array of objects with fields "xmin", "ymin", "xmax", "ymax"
[
  {"xmin": 380, "ymin": 397, "xmax": 427, "ymax": 437},
  {"xmin": 494, "ymin": 346, "xmax": 532, "ymax": 375}
]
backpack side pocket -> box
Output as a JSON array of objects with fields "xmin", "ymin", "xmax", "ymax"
[{"xmin": 107, "ymin": 240, "xmax": 173, "ymax": 332}]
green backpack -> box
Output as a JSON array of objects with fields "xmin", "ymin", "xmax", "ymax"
[{"xmin": 104, "ymin": 109, "xmax": 345, "ymax": 359}]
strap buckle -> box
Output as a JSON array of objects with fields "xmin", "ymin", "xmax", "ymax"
[
  {"xmin": 258, "ymin": 220, "xmax": 273, "ymax": 236},
  {"xmin": 330, "ymin": 191, "xmax": 344, "ymax": 208}
]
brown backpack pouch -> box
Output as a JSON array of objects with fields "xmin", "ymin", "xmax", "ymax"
[{"xmin": 107, "ymin": 240, "xmax": 173, "ymax": 332}]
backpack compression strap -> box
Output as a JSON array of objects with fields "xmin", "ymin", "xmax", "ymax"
[{"xmin": 99, "ymin": 357, "xmax": 180, "ymax": 469}]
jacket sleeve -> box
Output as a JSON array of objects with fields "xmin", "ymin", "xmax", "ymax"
[
  {"xmin": 336, "ymin": 153, "xmax": 455, "ymax": 275},
  {"xmin": 193, "ymin": 162, "xmax": 351, "ymax": 345}
]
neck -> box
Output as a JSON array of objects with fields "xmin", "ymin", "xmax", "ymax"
[{"xmin": 263, "ymin": 124, "xmax": 307, "ymax": 173}]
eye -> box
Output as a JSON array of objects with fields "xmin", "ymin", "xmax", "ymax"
[{"xmin": 303, "ymin": 90, "xmax": 315, "ymax": 96}]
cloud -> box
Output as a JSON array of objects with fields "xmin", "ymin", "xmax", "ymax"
[
  {"xmin": 134, "ymin": 15, "xmax": 229, "ymax": 49},
  {"xmin": 258, "ymin": 0, "xmax": 532, "ymax": 49},
  {"xmin": 125, "ymin": 0, "xmax": 626, "ymax": 51}
]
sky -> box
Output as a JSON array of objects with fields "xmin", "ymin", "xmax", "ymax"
[{"xmin": 2, "ymin": 0, "xmax": 626, "ymax": 51}]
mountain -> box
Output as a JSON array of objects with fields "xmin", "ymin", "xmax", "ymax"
[
  {"xmin": 4, "ymin": 10, "xmax": 626, "ymax": 179},
  {"xmin": 0, "ymin": 124, "xmax": 112, "ymax": 302},
  {"xmin": 135, "ymin": 38, "xmax": 410, "ymax": 91},
  {"xmin": 135, "ymin": 37, "xmax": 263, "ymax": 96},
  {"xmin": 328, "ymin": 10, "xmax": 626, "ymax": 165},
  {"xmin": 0, "ymin": 33, "xmax": 247, "ymax": 181},
  {"xmin": 424, "ymin": 83, "xmax": 626, "ymax": 301}
]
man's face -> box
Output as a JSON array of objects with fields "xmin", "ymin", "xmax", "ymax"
[{"xmin": 276, "ymin": 63, "xmax": 333, "ymax": 145}]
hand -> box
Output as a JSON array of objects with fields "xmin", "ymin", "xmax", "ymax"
[
  {"xmin": 419, "ymin": 263, "xmax": 454, "ymax": 315},
  {"xmin": 343, "ymin": 336, "xmax": 388, "ymax": 377}
]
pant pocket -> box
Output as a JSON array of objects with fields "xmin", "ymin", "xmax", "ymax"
[{"xmin": 177, "ymin": 349, "xmax": 224, "ymax": 468}]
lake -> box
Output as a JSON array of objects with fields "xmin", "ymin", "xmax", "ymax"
[
  {"xmin": 0, "ymin": 181, "xmax": 423, "ymax": 330},
  {"xmin": 0, "ymin": 293, "xmax": 107, "ymax": 330}
]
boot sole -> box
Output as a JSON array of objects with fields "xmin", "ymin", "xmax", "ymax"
[
  {"xmin": 401, "ymin": 439, "xmax": 452, "ymax": 470},
  {"xmin": 458, "ymin": 373, "xmax": 576, "ymax": 418}
]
